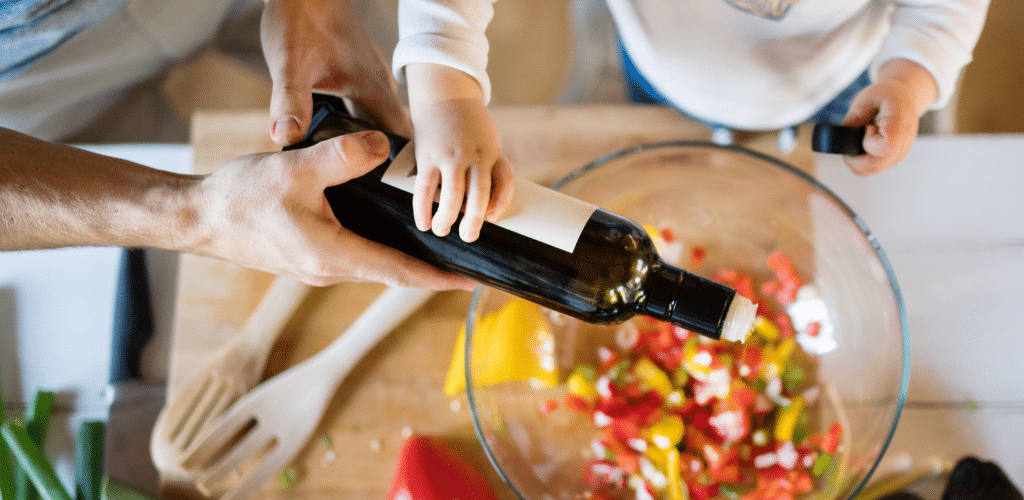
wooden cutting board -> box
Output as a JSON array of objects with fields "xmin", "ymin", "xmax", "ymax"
[{"xmin": 165, "ymin": 105, "xmax": 815, "ymax": 500}]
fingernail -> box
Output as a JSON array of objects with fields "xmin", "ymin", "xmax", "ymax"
[
  {"xmin": 359, "ymin": 131, "xmax": 390, "ymax": 157},
  {"xmin": 274, "ymin": 117, "xmax": 300, "ymax": 141}
]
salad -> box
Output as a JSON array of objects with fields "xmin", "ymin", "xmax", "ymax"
[{"xmin": 557, "ymin": 225, "xmax": 845, "ymax": 500}]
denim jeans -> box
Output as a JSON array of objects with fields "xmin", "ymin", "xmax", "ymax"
[{"xmin": 618, "ymin": 39, "xmax": 871, "ymax": 129}]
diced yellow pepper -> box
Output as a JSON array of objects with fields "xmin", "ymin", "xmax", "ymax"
[
  {"xmin": 762, "ymin": 337, "xmax": 799, "ymax": 379},
  {"xmin": 642, "ymin": 224, "xmax": 668, "ymax": 255},
  {"xmin": 753, "ymin": 316, "xmax": 780, "ymax": 341},
  {"xmin": 645, "ymin": 446, "xmax": 669, "ymax": 471},
  {"xmin": 644, "ymin": 414, "xmax": 685, "ymax": 449},
  {"xmin": 567, "ymin": 371, "xmax": 598, "ymax": 402},
  {"xmin": 665, "ymin": 448, "xmax": 690, "ymax": 500},
  {"xmin": 633, "ymin": 358, "xmax": 674, "ymax": 396},
  {"xmin": 443, "ymin": 298, "xmax": 558, "ymax": 395},
  {"xmin": 774, "ymin": 396, "xmax": 805, "ymax": 442}
]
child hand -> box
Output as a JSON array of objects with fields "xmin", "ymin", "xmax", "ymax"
[
  {"xmin": 841, "ymin": 60, "xmax": 939, "ymax": 176},
  {"xmin": 407, "ymin": 63, "xmax": 515, "ymax": 243}
]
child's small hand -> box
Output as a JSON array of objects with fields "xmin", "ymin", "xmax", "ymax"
[
  {"xmin": 406, "ymin": 63, "xmax": 515, "ymax": 243},
  {"xmin": 841, "ymin": 59, "xmax": 939, "ymax": 176}
]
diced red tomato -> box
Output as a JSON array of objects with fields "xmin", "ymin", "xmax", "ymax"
[
  {"xmin": 767, "ymin": 251, "xmax": 803, "ymax": 306},
  {"xmin": 538, "ymin": 399, "xmax": 558, "ymax": 415},
  {"xmin": 564, "ymin": 393, "xmax": 594, "ymax": 414},
  {"xmin": 820, "ymin": 422, "xmax": 843, "ymax": 454},
  {"xmin": 803, "ymin": 321, "xmax": 822, "ymax": 337},
  {"xmin": 687, "ymin": 480, "xmax": 720, "ymax": 500},
  {"xmin": 690, "ymin": 246, "xmax": 707, "ymax": 268},
  {"xmin": 582, "ymin": 459, "xmax": 625, "ymax": 490}
]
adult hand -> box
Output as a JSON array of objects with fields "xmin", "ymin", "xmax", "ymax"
[
  {"xmin": 261, "ymin": 0, "xmax": 412, "ymax": 145},
  {"xmin": 195, "ymin": 130, "xmax": 476, "ymax": 289},
  {"xmin": 841, "ymin": 59, "xmax": 939, "ymax": 176}
]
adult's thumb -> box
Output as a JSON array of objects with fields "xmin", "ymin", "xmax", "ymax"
[
  {"xmin": 293, "ymin": 131, "xmax": 391, "ymax": 187},
  {"xmin": 270, "ymin": 82, "xmax": 313, "ymax": 146}
]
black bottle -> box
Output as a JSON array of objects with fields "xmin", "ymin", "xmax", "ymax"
[{"xmin": 286, "ymin": 95, "xmax": 755, "ymax": 341}]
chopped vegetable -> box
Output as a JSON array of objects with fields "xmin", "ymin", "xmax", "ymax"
[
  {"xmin": 17, "ymin": 391, "xmax": 54, "ymax": 500},
  {"xmin": 100, "ymin": 477, "xmax": 160, "ymax": 500},
  {"xmin": 0, "ymin": 383, "xmax": 14, "ymax": 500},
  {"xmin": 545, "ymin": 239, "xmax": 842, "ymax": 500},
  {"xmin": 74, "ymin": 422, "xmax": 104, "ymax": 500},
  {"xmin": 1, "ymin": 422, "xmax": 72, "ymax": 500},
  {"xmin": 444, "ymin": 298, "xmax": 558, "ymax": 395},
  {"xmin": 277, "ymin": 467, "xmax": 298, "ymax": 489},
  {"xmin": 538, "ymin": 399, "xmax": 559, "ymax": 415}
]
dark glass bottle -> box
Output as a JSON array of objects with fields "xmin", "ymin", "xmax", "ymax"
[{"xmin": 286, "ymin": 95, "xmax": 755, "ymax": 341}]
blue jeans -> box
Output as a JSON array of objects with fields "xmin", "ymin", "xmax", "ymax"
[{"xmin": 619, "ymin": 40, "xmax": 871, "ymax": 128}]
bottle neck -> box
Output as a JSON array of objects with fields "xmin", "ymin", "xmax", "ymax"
[{"xmin": 643, "ymin": 263, "xmax": 734, "ymax": 340}]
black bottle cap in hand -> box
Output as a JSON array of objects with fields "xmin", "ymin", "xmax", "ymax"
[{"xmin": 811, "ymin": 123, "xmax": 867, "ymax": 156}]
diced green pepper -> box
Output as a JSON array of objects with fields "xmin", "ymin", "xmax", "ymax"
[
  {"xmin": 782, "ymin": 361, "xmax": 806, "ymax": 393},
  {"xmin": 812, "ymin": 453, "xmax": 833, "ymax": 476}
]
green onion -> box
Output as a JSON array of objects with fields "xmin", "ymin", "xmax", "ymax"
[
  {"xmin": 0, "ymin": 422, "xmax": 72, "ymax": 500},
  {"xmin": 99, "ymin": 477, "xmax": 159, "ymax": 500},
  {"xmin": 74, "ymin": 422, "xmax": 104, "ymax": 500},
  {"xmin": 0, "ymin": 382, "xmax": 15, "ymax": 500},
  {"xmin": 17, "ymin": 391, "xmax": 55, "ymax": 500},
  {"xmin": 277, "ymin": 467, "xmax": 298, "ymax": 489}
]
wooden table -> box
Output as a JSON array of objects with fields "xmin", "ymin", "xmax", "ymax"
[{"xmin": 165, "ymin": 105, "xmax": 816, "ymax": 499}]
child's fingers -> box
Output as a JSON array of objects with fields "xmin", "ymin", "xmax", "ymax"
[
  {"xmin": 486, "ymin": 157, "xmax": 515, "ymax": 223},
  {"xmin": 413, "ymin": 167, "xmax": 441, "ymax": 232},
  {"xmin": 459, "ymin": 165, "xmax": 492, "ymax": 243},
  {"xmin": 432, "ymin": 165, "xmax": 467, "ymax": 237}
]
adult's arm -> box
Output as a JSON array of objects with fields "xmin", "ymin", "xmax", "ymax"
[{"xmin": 0, "ymin": 126, "xmax": 475, "ymax": 290}]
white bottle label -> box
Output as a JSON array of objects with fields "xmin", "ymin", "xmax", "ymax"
[{"xmin": 381, "ymin": 142, "xmax": 597, "ymax": 253}]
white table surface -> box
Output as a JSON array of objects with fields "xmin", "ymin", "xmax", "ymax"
[
  {"xmin": 815, "ymin": 134, "xmax": 1024, "ymax": 492},
  {"xmin": 0, "ymin": 143, "xmax": 191, "ymax": 489}
]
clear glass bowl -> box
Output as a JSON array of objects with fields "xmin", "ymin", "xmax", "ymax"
[{"xmin": 465, "ymin": 142, "xmax": 909, "ymax": 500}]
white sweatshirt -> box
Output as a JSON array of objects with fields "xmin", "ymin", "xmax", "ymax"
[{"xmin": 393, "ymin": 0, "xmax": 988, "ymax": 130}]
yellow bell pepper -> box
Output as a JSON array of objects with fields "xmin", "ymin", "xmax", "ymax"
[
  {"xmin": 665, "ymin": 448, "xmax": 690, "ymax": 500},
  {"xmin": 443, "ymin": 298, "xmax": 558, "ymax": 395},
  {"xmin": 774, "ymin": 396, "xmax": 805, "ymax": 442},
  {"xmin": 567, "ymin": 370, "xmax": 599, "ymax": 402},
  {"xmin": 644, "ymin": 414, "xmax": 685, "ymax": 449},
  {"xmin": 753, "ymin": 315, "xmax": 780, "ymax": 342},
  {"xmin": 633, "ymin": 358, "xmax": 674, "ymax": 396}
]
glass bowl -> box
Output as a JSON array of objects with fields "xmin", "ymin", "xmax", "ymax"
[{"xmin": 464, "ymin": 142, "xmax": 909, "ymax": 500}]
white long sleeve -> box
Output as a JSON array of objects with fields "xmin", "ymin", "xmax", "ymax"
[
  {"xmin": 393, "ymin": 0, "xmax": 497, "ymax": 103},
  {"xmin": 608, "ymin": 0, "xmax": 989, "ymax": 129},
  {"xmin": 871, "ymin": 0, "xmax": 989, "ymax": 109},
  {"xmin": 392, "ymin": 0, "xmax": 988, "ymax": 128}
]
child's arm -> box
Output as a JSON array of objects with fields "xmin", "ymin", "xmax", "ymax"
[
  {"xmin": 841, "ymin": 59, "xmax": 938, "ymax": 175},
  {"xmin": 843, "ymin": 0, "xmax": 989, "ymax": 175},
  {"xmin": 405, "ymin": 62, "xmax": 514, "ymax": 243}
]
